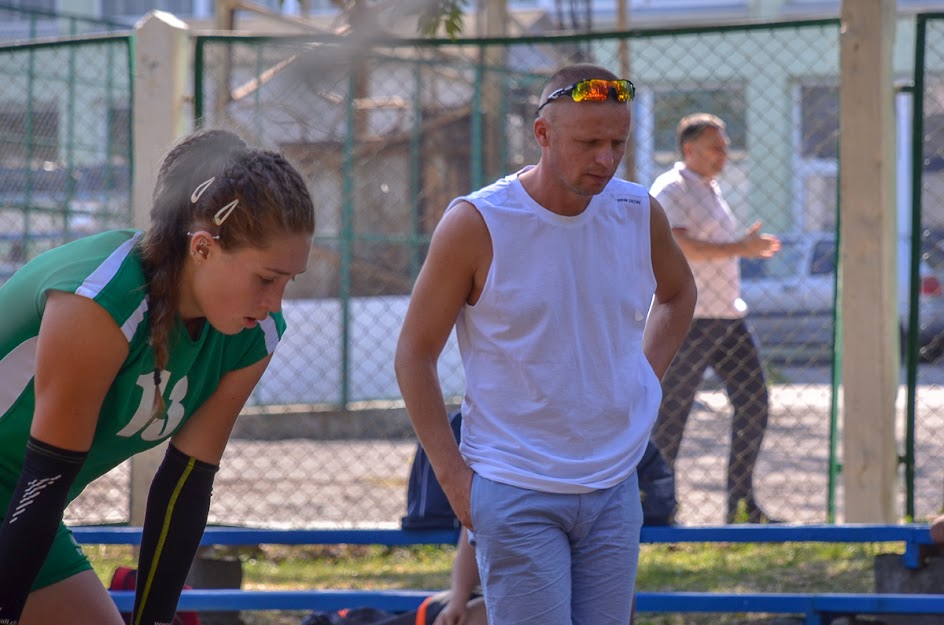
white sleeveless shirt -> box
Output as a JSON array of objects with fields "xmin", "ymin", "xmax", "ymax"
[{"xmin": 451, "ymin": 169, "xmax": 661, "ymax": 494}]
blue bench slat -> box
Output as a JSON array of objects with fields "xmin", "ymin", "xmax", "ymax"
[
  {"xmin": 90, "ymin": 524, "xmax": 942, "ymax": 618},
  {"xmin": 108, "ymin": 590, "xmax": 944, "ymax": 615},
  {"xmin": 75, "ymin": 524, "xmax": 933, "ymax": 570},
  {"xmin": 72, "ymin": 527, "xmax": 462, "ymax": 546},
  {"xmin": 75, "ymin": 524, "xmax": 933, "ymax": 571},
  {"xmin": 109, "ymin": 589, "xmax": 433, "ymax": 612},
  {"xmin": 635, "ymin": 592, "xmax": 815, "ymax": 612},
  {"xmin": 637, "ymin": 592, "xmax": 944, "ymax": 614},
  {"xmin": 639, "ymin": 524, "xmax": 930, "ymax": 544},
  {"xmin": 74, "ymin": 524, "xmax": 932, "ymax": 547},
  {"xmin": 813, "ymin": 593, "xmax": 944, "ymax": 614}
]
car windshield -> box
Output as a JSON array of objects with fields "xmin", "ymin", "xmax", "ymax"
[
  {"xmin": 810, "ymin": 240, "xmax": 836, "ymax": 275},
  {"xmin": 923, "ymin": 239, "xmax": 944, "ymax": 274}
]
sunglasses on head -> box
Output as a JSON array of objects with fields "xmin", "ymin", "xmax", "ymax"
[{"xmin": 536, "ymin": 78, "xmax": 636, "ymax": 115}]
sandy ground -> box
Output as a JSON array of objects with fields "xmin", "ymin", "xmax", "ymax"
[{"xmin": 66, "ymin": 367, "xmax": 944, "ymax": 528}]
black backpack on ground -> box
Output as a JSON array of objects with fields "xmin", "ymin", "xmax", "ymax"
[
  {"xmin": 637, "ymin": 439, "xmax": 677, "ymax": 526},
  {"xmin": 401, "ymin": 411, "xmax": 463, "ymax": 530}
]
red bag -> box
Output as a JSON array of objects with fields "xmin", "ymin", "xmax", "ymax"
[{"xmin": 108, "ymin": 566, "xmax": 202, "ymax": 625}]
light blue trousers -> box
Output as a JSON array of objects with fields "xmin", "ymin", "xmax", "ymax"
[{"xmin": 470, "ymin": 472, "xmax": 641, "ymax": 625}]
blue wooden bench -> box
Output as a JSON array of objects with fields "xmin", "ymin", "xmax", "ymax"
[
  {"xmin": 74, "ymin": 524, "xmax": 940, "ymax": 624},
  {"xmin": 103, "ymin": 589, "xmax": 944, "ymax": 625},
  {"xmin": 73, "ymin": 523, "xmax": 935, "ymax": 568}
]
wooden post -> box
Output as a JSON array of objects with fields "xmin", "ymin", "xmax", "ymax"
[
  {"xmin": 482, "ymin": 0, "xmax": 507, "ymax": 183},
  {"xmin": 130, "ymin": 10, "xmax": 190, "ymax": 525},
  {"xmin": 839, "ymin": 0, "xmax": 898, "ymax": 522}
]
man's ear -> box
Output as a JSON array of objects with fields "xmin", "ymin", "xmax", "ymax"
[{"xmin": 534, "ymin": 117, "xmax": 550, "ymax": 148}]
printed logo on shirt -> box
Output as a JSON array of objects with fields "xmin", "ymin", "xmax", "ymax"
[
  {"xmin": 116, "ymin": 371, "xmax": 189, "ymax": 441},
  {"xmin": 617, "ymin": 196, "xmax": 642, "ymax": 205}
]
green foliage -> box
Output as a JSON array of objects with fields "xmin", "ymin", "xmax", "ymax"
[
  {"xmin": 331, "ymin": 0, "xmax": 469, "ymax": 40},
  {"xmin": 86, "ymin": 544, "xmax": 136, "ymax": 586},
  {"xmin": 415, "ymin": 0, "xmax": 468, "ymax": 39},
  {"xmin": 328, "ymin": 0, "xmax": 468, "ymax": 39}
]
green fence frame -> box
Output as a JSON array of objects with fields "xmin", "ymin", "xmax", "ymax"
[
  {"xmin": 0, "ymin": 2, "xmax": 129, "ymax": 35},
  {"xmin": 905, "ymin": 12, "xmax": 944, "ymax": 521},
  {"xmin": 189, "ymin": 16, "xmax": 944, "ymax": 524},
  {"xmin": 0, "ymin": 31, "xmax": 135, "ymax": 258}
]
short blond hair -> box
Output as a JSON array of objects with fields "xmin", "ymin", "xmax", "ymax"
[{"xmin": 539, "ymin": 64, "xmax": 621, "ymax": 111}]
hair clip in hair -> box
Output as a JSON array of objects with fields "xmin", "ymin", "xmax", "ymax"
[
  {"xmin": 213, "ymin": 199, "xmax": 239, "ymax": 226},
  {"xmin": 191, "ymin": 177, "xmax": 216, "ymax": 203}
]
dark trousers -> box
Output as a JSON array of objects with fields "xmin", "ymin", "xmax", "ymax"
[{"xmin": 652, "ymin": 318, "xmax": 769, "ymax": 513}]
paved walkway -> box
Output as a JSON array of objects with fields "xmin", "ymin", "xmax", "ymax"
[{"xmin": 66, "ymin": 378, "xmax": 944, "ymax": 528}]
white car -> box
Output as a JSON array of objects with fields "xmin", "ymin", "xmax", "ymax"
[{"xmin": 739, "ymin": 233, "xmax": 944, "ymax": 363}]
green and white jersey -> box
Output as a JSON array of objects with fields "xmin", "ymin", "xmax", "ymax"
[{"xmin": 0, "ymin": 229, "xmax": 286, "ymax": 503}]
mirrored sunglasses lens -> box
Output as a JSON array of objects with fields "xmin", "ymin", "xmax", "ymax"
[
  {"xmin": 613, "ymin": 80, "xmax": 631, "ymax": 102},
  {"xmin": 572, "ymin": 80, "xmax": 610, "ymax": 102}
]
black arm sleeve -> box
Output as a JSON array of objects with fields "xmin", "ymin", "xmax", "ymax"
[
  {"xmin": 133, "ymin": 443, "xmax": 218, "ymax": 625},
  {"xmin": 0, "ymin": 437, "xmax": 87, "ymax": 624}
]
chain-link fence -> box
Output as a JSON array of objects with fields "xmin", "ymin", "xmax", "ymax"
[
  {"xmin": 0, "ymin": 34, "xmax": 134, "ymax": 280},
  {"xmin": 187, "ymin": 20, "xmax": 852, "ymax": 529},
  {"xmin": 34, "ymin": 15, "xmax": 944, "ymax": 528},
  {"xmin": 909, "ymin": 12, "xmax": 944, "ymax": 523},
  {"xmin": 0, "ymin": 33, "xmax": 133, "ymax": 525},
  {"xmin": 0, "ymin": 2, "xmax": 129, "ymax": 39}
]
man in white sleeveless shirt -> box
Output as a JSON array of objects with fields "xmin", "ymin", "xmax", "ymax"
[{"xmin": 396, "ymin": 64, "xmax": 696, "ymax": 625}]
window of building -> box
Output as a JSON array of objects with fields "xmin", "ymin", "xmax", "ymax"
[
  {"xmin": 100, "ymin": 0, "xmax": 193, "ymax": 18},
  {"xmin": 4, "ymin": 0, "xmax": 56, "ymax": 17},
  {"xmin": 800, "ymin": 84, "xmax": 838, "ymax": 159},
  {"xmin": 651, "ymin": 86, "xmax": 747, "ymax": 157},
  {"xmin": 810, "ymin": 239, "xmax": 837, "ymax": 275},
  {"xmin": 925, "ymin": 111, "xmax": 944, "ymax": 170},
  {"xmin": 107, "ymin": 106, "xmax": 131, "ymax": 163},
  {"xmin": 794, "ymin": 82, "xmax": 838, "ymax": 232},
  {"xmin": 0, "ymin": 100, "xmax": 59, "ymax": 167}
]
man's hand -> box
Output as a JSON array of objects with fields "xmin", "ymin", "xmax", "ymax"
[
  {"xmin": 441, "ymin": 466, "xmax": 475, "ymax": 530},
  {"xmin": 433, "ymin": 597, "xmax": 470, "ymax": 625},
  {"xmin": 739, "ymin": 221, "xmax": 781, "ymax": 258}
]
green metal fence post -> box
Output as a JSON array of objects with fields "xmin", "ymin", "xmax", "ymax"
[
  {"xmin": 126, "ymin": 35, "xmax": 135, "ymax": 225},
  {"xmin": 904, "ymin": 13, "xmax": 932, "ymax": 521},
  {"xmin": 471, "ymin": 56, "xmax": 484, "ymax": 191},
  {"xmin": 254, "ymin": 43, "xmax": 264, "ymax": 143},
  {"xmin": 105, "ymin": 43, "xmax": 114, "ymax": 218},
  {"xmin": 340, "ymin": 71, "xmax": 357, "ymax": 407},
  {"xmin": 65, "ymin": 28, "xmax": 77, "ymax": 238},
  {"xmin": 410, "ymin": 60, "xmax": 423, "ymax": 279},
  {"xmin": 194, "ymin": 37, "xmax": 205, "ymax": 127},
  {"xmin": 24, "ymin": 44, "xmax": 35, "ymax": 256},
  {"xmin": 827, "ymin": 178, "xmax": 842, "ymax": 524}
]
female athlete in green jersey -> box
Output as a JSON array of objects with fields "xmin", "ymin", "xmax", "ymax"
[{"xmin": 0, "ymin": 128, "xmax": 315, "ymax": 625}]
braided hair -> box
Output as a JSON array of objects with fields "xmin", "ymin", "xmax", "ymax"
[{"xmin": 138, "ymin": 128, "xmax": 315, "ymax": 414}]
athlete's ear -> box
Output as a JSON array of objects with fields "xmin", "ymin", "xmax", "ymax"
[{"xmin": 187, "ymin": 230, "xmax": 216, "ymax": 259}]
